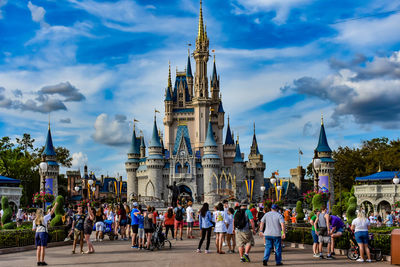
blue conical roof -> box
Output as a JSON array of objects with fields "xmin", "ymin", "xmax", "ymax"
[
  {"xmin": 165, "ymin": 88, "xmax": 172, "ymax": 101},
  {"xmin": 218, "ymin": 101, "xmax": 224, "ymax": 113},
  {"xmin": 140, "ymin": 136, "xmax": 146, "ymax": 148},
  {"xmin": 149, "ymin": 118, "xmax": 162, "ymax": 147},
  {"xmin": 233, "ymin": 141, "xmax": 243, "ymax": 163},
  {"xmin": 186, "ymin": 55, "xmax": 193, "ymax": 78},
  {"xmin": 43, "ymin": 126, "xmax": 56, "ymax": 156},
  {"xmin": 211, "ymin": 60, "xmax": 217, "ymax": 87},
  {"xmin": 204, "ymin": 120, "xmax": 217, "ymax": 147},
  {"xmin": 225, "ymin": 122, "xmax": 234, "ymax": 145},
  {"xmin": 316, "ymin": 123, "xmax": 332, "ymax": 152},
  {"xmin": 128, "ymin": 128, "xmax": 140, "ymax": 154}
]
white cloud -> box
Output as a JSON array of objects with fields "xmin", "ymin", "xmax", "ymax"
[
  {"xmin": 92, "ymin": 113, "xmax": 131, "ymax": 146},
  {"xmin": 71, "ymin": 152, "xmax": 88, "ymax": 170},
  {"xmin": 27, "ymin": 1, "xmax": 49, "ymax": 27},
  {"xmin": 232, "ymin": 0, "xmax": 312, "ymax": 24},
  {"xmin": 0, "ymin": 0, "xmax": 7, "ymax": 19}
]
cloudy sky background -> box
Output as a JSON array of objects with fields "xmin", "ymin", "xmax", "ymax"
[{"xmin": 1, "ymin": 0, "xmax": 400, "ymax": 178}]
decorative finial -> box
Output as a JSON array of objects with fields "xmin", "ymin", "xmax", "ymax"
[
  {"xmin": 378, "ymin": 162, "xmax": 382, "ymax": 172},
  {"xmin": 253, "ymin": 122, "xmax": 256, "ymax": 135},
  {"xmin": 321, "ymin": 112, "xmax": 324, "ymax": 125},
  {"xmin": 168, "ymin": 61, "xmax": 172, "ymax": 88},
  {"xmin": 236, "ymin": 134, "xmax": 239, "ymax": 144},
  {"xmin": 213, "ymin": 54, "xmax": 215, "ymax": 63},
  {"xmin": 227, "ymin": 114, "xmax": 230, "ymax": 125},
  {"xmin": 133, "ymin": 118, "xmax": 135, "ymax": 132},
  {"xmin": 48, "ymin": 113, "xmax": 50, "ymax": 129},
  {"xmin": 198, "ymin": 0, "xmax": 204, "ymax": 41}
]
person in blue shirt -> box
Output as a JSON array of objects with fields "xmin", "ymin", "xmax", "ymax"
[
  {"xmin": 137, "ymin": 211, "xmax": 145, "ymax": 249},
  {"xmin": 130, "ymin": 202, "xmax": 140, "ymax": 248},
  {"xmin": 384, "ymin": 211, "xmax": 393, "ymax": 227},
  {"xmin": 197, "ymin": 203, "xmax": 213, "ymax": 254}
]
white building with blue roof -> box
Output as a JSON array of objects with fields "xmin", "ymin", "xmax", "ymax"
[
  {"xmin": 41, "ymin": 124, "xmax": 60, "ymax": 196},
  {"xmin": 125, "ymin": 1, "xmax": 266, "ymax": 205}
]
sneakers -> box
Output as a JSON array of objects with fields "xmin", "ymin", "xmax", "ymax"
[
  {"xmin": 356, "ymin": 259, "xmax": 365, "ymax": 262},
  {"xmin": 263, "ymin": 260, "xmax": 268, "ymax": 266},
  {"xmin": 223, "ymin": 242, "xmax": 227, "ymax": 246},
  {"xmin": 319, "ymin": 254, "xmax": 324, "ymax": 259},
  {"xmin": 196, "ymin": 249, "xmax": 201, "ymax": 253},
  {"xmin": 64, "ymin": 237, "xmax": 71, "ymax": 242},
  {"xmin": 326, "ymin": 255, "xmax": 334, "ymax": 260},
  {"xmin": 243, "ymin": 254, "xmax": 250, "ymax": 262},
  {"xmin": 240, "ymin": 257, "xmax": 246, "ymax": 263},
  {"xmin": 227, "ymin": 250, "xmax": 233, "ymax": 254},
  {"xmin": 205, "ymin": 250, "xmax": 210, "ymax": 254},
  {"xmin": 313, "ymin": 254, "xmax": 320, "ymax": 258},
  {"xmin": 331, "ymin": 252, "xmax": 336, "ymax": 256},
  {"xmin": 131, "ymin": 246, "xmax": 138, "ymax": 249},
  {"xmin": 366, "ymin": 259, "xmax": 372, "ymax": 263},
  {"xmin": 276, "ymin": 263, "xmax": 283, "ymax": 266}
]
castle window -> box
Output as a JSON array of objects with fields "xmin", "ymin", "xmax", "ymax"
[
  {"xmin": 179, "ymin": 101, "xmax": 183, "ymax": 107},
  {"xmin": 179, "ymin": 93, "xmax": 183, "ymax": 98}
]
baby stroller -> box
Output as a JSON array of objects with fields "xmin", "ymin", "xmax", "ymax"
[
  {"xmin": 151, "ymin": 224, "xmax": 171, "ymax": 250},
  {"xmin": 103, "ymin": 220, "xmax": 117, "ymax": 240},
  {"xmin": 346, "ymin": 226, "xmax": 382, "ymax": 261}
]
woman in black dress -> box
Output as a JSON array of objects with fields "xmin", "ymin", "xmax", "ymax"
[{"xmin": 83, "ymin": 204, "xmax": 95, "ymax": 254}]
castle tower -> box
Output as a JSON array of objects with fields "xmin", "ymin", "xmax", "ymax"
[
  {"xmin": 223, "ymin": 116, "xmax": 235, "ymax": 166},
  {"xmin": 193, "ymin": 0, "xmax": 211, "ymax": 153},
  {"xmin": 125, "ymin": 123, "xmax": 140, "ymax": 201},
  {"xmin": 140, "ymin": 135, "xmax": 146, "ymax": 159},
  {"xmin": 233, "ymin": 136, "xmax": 246, "ymax": 200},
  {"xmin": 246, "ymin": 123, "xmax": 266, "ymax": 202},
  {"xmin": 187, "ymin": 49, "xmax": 193, "ymax": 97},
  {"xmin": 202, "ymin": 119, "xmax": 220, "ymax": 204},
  {"xmin": 146, "ymin": 116, "xmax": 164, "ymax": 199},
  {"xmin": 314, "ymin": 115, "xmax": 335, "ymax": 205},
  {"xmin": 42, "ymin": 123, "xmax": 60, "ymax": 196}
]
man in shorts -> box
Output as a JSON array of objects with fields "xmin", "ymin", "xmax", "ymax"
[
  {"xmin": 233, "ymin": 200, "xmax": 255, "ymax": 262},
  {"xmin": 71, "ymin": 205, "xmax": 86, "ymax": 254},
  {"xmin": 130, "ymin": 202, "xmax": 140, "ymax": 248},
  {"xmin": 310, "ymin": 209, "xmax": 319, "ymax": 257},
  {"xmin": 329, "ymin": 214, "xmax": 344, "ymax": 256},
  {"xmin": 174, "ymin": 202, "xmax": 185, "ymax": 240},
  {"xmin": 314, "ymin": 206, "xmax": 333, "ymax": 259}
]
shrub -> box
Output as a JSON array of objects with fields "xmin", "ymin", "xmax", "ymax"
[
  {"xmin": 50, "ymin": 196, "xmax": 65, "ymax": 227},
  {"xmin": 2, "ymin": 222, "xmax": 16, "ymax": 229},
  {"xmin": 346, "ymin": 196, "xmax": 357, "ymax": 224},
  {"xmin": 296, "ymin": 201, "xmax": 305, "ymax": 223},
  {"xmin": 1, "ymin": 197, "xmax": 12, "ymax": 225},
  {"xmin": 312, "ymin": 193, "xmax": 323, "ymax": 211}
]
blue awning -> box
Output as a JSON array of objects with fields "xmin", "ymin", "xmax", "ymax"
[
  {"xmin": 0, "ymin": 176, "xmax": 20, "ymax": 184},
  {"xmin": 355, "ymin": 171, "xmax": 398, "ymax": 181}
]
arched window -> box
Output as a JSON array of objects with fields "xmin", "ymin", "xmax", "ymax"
[
  {"xmin": 175, "ymin": 162, "xmax": 182, "ymax": 173},
  {"xmin": 184, "ymin": 162, "xmax": 190, "ymax": 173}
]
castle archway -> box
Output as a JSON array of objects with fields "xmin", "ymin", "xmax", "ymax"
[
  {"xmin": 178, "ymin": 184, "xmax": 193, "ymax": 203},
  {"xmin": 377, "ymin": 200, "xmax": 391, "ymax": 216}
]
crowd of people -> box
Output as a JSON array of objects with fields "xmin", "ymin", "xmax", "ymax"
[{"xmin": 26, "ymin": 197, "xmax": 400, "ymax": 266}]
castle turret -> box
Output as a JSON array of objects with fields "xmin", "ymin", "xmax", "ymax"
[
  {"xmin": 202, "ymin": 120, "xmax": 220, "ymax": 204},
  {"xmin": 42, "ymin": 123, "xmax": 60, "ymax": 196},
  {"xmin": 140, "ymin": 135, "xmax": 146, "ymax": 159},
  {"xmin": 210, "ymin": 56, "xmax": 220, "ymax": 101},
  {"xmin": 223, "ymin": 116, "xmax": 235, "ymax": 166},
  {"xmin": 146, "ymin": 116, "xmax": 164, "ymax": 199},
  {"xmin": 125, "ymin": 123, "xmax": 140, "ymax": 202},
  {"xmin": 186, "ymin": 49, "xmax": 193, "ymax": 97},
  {"xmin": 314, "ymin": 115, "xmax": 335, "ymax": 205},
  {"xmin": 232, "ymin": 136, "xmax": 246, "ymax": 200},
  {"xmin": 246, "ymin": 123, "xmax": 266, "ymax": 202}
]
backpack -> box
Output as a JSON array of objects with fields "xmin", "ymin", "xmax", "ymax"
[
  {"xmin": 234, "ymin": 209, "xmax": 248, "ymax": 230},
  {"xmin": 175, "ymin": 207, "xmax": 183, "ymax": 221}
]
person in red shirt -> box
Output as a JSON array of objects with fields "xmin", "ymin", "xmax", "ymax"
[
  {"xmin": 164, "ymin": 208, "xmax": 175, "ymax": 239},
  {"xmin": 249, "ymin": 204, "xmax": 258, "ymax": 229}
]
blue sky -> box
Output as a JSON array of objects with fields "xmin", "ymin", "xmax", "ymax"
[{"xmin": 1, "ymin": 0, "xmax": 400, "ymax": 178}]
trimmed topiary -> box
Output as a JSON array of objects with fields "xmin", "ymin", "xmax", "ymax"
[
  {"xmin": 50, "ymin": 195, "xmax": 65, "ymax": 227},
  {"xmin": 346, "ymin": 196, "xmax": 357, "ymax": 224},
  {"xmin": 312, "ymin": 193, "xmax": 323, "ymax": 211},
  {"xmin": 296, "ymin": 201, "xmax": 305, "ymax": 223},
  {"xmin": 1, "ymin": 196, "xmax": 12, "ymax": 225},
  {"xmin": 2, "ymin": 222, "xmax": 16, "ymax": 229}
]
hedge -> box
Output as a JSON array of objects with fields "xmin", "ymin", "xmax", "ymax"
[
  {"xmin": 0, "ymin": 226, "xmax": 67, "ymax": 249},
  {"xmin": 285, "ymin": 225, "xmax": 391, "ymax": 255}
]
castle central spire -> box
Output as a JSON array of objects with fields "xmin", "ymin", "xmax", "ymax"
[{"xmin": 198, "ymin": 0, "xmax": 205, "ymax": 41}]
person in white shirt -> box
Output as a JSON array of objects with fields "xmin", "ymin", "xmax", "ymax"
[
  {"xmin": 214, "ymin": 203, "xmax": 228, "ymax": 254},
  {"xmin": 32, "ymin": 203, "xmax": 57, "ymax": 266},
  {"xmin": 226, "ymin": 207, "xmax": 236, "ymax": 253},
  {"xmin": 186, "ymin": 201, "xmax": 195, "ymax": 239},
  {"xmin": 351, "ymin": 211, "xmax": 372, "ymax": 262}
]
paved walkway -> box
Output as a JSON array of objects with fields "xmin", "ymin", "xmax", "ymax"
[{"xmin": 0, "ymin": 236, "xmax": 389, "ymax": 267}]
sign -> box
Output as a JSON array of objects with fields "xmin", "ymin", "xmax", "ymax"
[
  {"xmin": 318, "ymin": 175, "xmax": 329, "ymax": 193},
  {"xmin": 45, "ymin": 178, "xmax": 53, "ymax": 195}
]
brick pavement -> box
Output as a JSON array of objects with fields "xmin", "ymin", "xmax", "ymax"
[{"xmin": 0, "ymin": 235, "xmax": 389, "ymax": 267}]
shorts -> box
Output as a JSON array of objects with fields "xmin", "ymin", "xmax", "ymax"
[
  {"xmin": 127, "ymin": 217, "xmax": 132, "ymax": 225},
  {"xmin": 120, "ymin": 219, "xmax": 127, "ymax": 227},
  {"xmin": 145, "ymin": 228, "xmax": 154, "ymax": 234},
  {"xmin": 84, "ymin": 224, "xmax": 93, "ymax": 235},
  {"xmin": 311, "ymin": 230, "xmax": 319, "ymax": 244},
  {"xmin": 187, "ymin": 222, "xmax": 194, "ymax": 228},
  {"xmin": 95, "ymin": 221, "xmax": 105, "ymax": 232},
  {"xmin": 138, "ymin": 228, "xmax": 145, "ymax": 239},
  {"xmin": 131, "ymin": 224, "xmax": 139, "ymax": 234},
  {"xmin": 74, "ymin": 229, "xmax": 84, "ymax": 241},
  {"xmin": 318, "ymin": 235, "xmax": 331, "ymax": 244},
  {"xmin": 35, "ymin": 232, "xmax": 48, "ymax": 247},
  {"xmin": 235, "ymin": 230, "xmax": 254, "ymax": 247},
  {"xmin": 355, "ymin": 231, "xmax": 369, "ymax": 244},
  {"xmin": 334, "ymin": 227, "xmax": 344, "ymax": 233},
  {"xmin": 175, "ymin": 220, "xmax": 184, "ymax": 228}
]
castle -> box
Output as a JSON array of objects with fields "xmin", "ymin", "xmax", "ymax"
[{"xmin": 125, "ymin": 1, "xmax": 266, "ymax": 205}]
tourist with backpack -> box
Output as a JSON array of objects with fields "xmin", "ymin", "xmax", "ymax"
[
  {"xmin": 259, "ymin": 204, "xmax": 285, "ymax": 266},
  {"xmin": 197, "ymin": 203, "xmax": 213, "ymax": 253},
  {"xmin": 314, "ymin": 205, "xmax": 333, "ymax": 259},
  {"xmin": 233, "ymin": 200, "xmax": 255, "ymax": 263},
  {"xmin": 174, "ymin": 202, "xmax": 185, "ymax": 241}
]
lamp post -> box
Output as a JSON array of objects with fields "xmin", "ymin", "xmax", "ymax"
[
  {"xmin": 88, "ymin": 179, "xmax": 94, "ymax": 201},
  {"xmin": 394, "ymin": 174, "xmax": 399, "ymax": 203},
  {"xmin": 312, "ymin": 150, "xmax": 321, "ymax": 192},
  {"xmin": 39, "ymin": 160, "xmax": 48, "ymax": 193},
  {"xmin": 260, "ymin": 186, "xmax": 266, "ymax": 202}
]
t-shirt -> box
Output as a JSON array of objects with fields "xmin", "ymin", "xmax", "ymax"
[
  {"xmin": 164, "ymin": 213, "xmax": 175, "ymax": 225},
  {"xmin": 261, "ymin": 211, "xmax": 284, "ymax": 237},
  {"xmin": 73, "ymin": 214, "xmax": 86, "ymax": 231},
  {"xmin": 33, "ymin": 214, "xmax": 52, "ymax": 233},
  {"xmin": 107, "ymin": 211, "xmax": 114, "ymax": 222},
  {"xmin": 352, "ymin": 218, "xmax": 370, "ymax": 232},
  {"xmin": 250, "ymin": 208, "xmax": 258, "ymax": 220},
  {"xmin": 284, "ymin": 210, "xmax": 290, "ymax": 222},
  {"xmin": 214, "ymin": 211, "xmax": 227, "ymax": 233},
  {"xmin": 386, "ymin": 215, "xmax": 393, "ymax": 226},
  {"xmin": 310, "ymin": 215, "xmax": 317, "ymax": 231},
  {"xmin": 131, "ymin": 208, "xmax": 139, "ymax": 225},
  {"xmin": 330, "ymin": 215, "xmax": 344, "ymax": 230},
  {"xmin": 138, "ymin": 214, "xmax": 144, "ymax": 229},
  {"xmin": 174, "ymin": 207, "xmax": 185, "ymax": 221},
  {"xmin": 118, "ymin": 209, "xmax": 127, "ymax": 220},
  {"xmin": 226, "ymin": 214, "xmax": 234, "ymax": 234},
  {"xmin": 186, "ymin": 206, "xmax": 194, "ymax": 223}
]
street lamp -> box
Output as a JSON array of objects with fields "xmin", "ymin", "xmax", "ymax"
[
  {"xmin": 74, "ymin": 186, "xmax": 80, "ymax": 192},
  {"xmin": 393, "ymin": 173, "xmax": 400, "ymax": 185},
  {"xmin": 39, "ymin": 160, "xmax": 48, "ymax": 193},
  {"xmin": 312, "ymin": 150, "xmax": 321, "ymax": 191},
  {"xmin": 260, "ymin": 186, "xmax": 266, "ymax": 202}
]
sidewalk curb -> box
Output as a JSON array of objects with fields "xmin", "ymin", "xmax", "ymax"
[
  {"xmin": 285, "ymin": 242, "xmax": 391, "ymax": 262},
  {"xmin": 0, "ymin": 240, "xmax": 73, "ymax": 255}
]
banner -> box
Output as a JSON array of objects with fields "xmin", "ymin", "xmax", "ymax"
[
  {"xmin": 45, "ymin": 178, "xmax": 53, "ymax": 195},
  {"xmin": 318, "ymin": 175, "xmax": 329, "ymax": 193}
]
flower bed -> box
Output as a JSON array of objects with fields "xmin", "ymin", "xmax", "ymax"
[{"xmin": 32, "ymin": 192, "xmax": 55, "ymax": 204}]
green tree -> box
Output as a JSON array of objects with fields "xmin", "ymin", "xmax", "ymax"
[
  {"xmin": 296, "ymin": 201, "xmax": 305, "ymax": 223},
  {"xmin": 346, "ymin": 196, "xmax": 357, "ymax": 224}
]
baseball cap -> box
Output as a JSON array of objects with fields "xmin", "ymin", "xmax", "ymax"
[
  {"xmin": 240, "ymin": 199, "xmax": 249, "ymax": 206},
  {"xmin": 271, "ymin": 204, "xmax": 278, "ymax": 210},
  {"xmin": 133, "ymin": 202, "xmax": 138, "ymax": 207}
]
